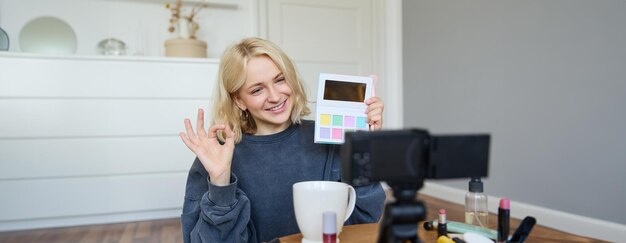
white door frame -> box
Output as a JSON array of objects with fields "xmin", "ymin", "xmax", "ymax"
[
  {"xmin": 381, "ymin": 0, "xmax": 403, "ymax": 129},
  {"xmin": 251, "ymin": 0, "xmax": 403, "ymax": 129}
]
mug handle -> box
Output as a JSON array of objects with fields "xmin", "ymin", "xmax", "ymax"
[{"xmin": 343, "ymin": 185, "xmax": 357, "ymax": 222}]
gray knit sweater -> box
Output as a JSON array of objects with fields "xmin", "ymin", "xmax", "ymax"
[{"xmin": 181, "ymin": 120, "xmax": 385, "ymax": 243}]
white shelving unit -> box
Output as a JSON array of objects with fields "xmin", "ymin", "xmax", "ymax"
[{"xmin": 0, "ymin": 52, "xmax": 217, "ymax": 231}]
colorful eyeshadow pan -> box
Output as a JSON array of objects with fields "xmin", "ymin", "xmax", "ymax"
[
  {"xmin": 332, "ymin": 128, "xmax": 343, "ymax": 139},
  {"xmin": 344, "ymin": 116, "xmax": 355, "ymax": 127},
  {"xmin": 316, "ymin": 113, "xmax": 368, "ymax": 143},
  {"xmin": 332, "ymin": 115, "xmax": 343, "ymax": 126},
  {"xmin": 356, "ymin": 117, "xmax": 367, "ymax": 129},
  {"xmin": 320, "ymin": 114, "xmax": 331, "ymax": 125}
]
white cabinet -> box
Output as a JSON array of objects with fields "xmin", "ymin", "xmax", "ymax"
[{"xmin": 0, "ymin": 52, "xmax": 216, "ymax": 231}]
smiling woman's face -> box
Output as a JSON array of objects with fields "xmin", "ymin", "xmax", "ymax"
[{"xmin": 234, "ymin": 55, "xmax": 294, "ymax": 135}]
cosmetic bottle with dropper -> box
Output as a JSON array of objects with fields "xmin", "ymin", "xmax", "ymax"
[{"xmin": 465, "ymin": 177, "xmax": 488, "ymax": 227}]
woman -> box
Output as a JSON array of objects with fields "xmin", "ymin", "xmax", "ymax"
[{"xmin": 180, "ymin": 37, "xmax": 386, "ymax": 243}]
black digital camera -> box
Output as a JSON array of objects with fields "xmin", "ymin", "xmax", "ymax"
[
  {"xmin": 341, "ymin": 129, "xmax": 490, "ymax": 189},
  {"xmin": 340, "ymin": 128, "xmax": 490, "ymax": 243}
]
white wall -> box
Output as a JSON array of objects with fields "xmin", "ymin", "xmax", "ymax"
[
  {"xmin": 0, "ymin": 0, "xmax": 252, "ymax": 57},
  {"xmin": 402, "ymin": 0, "xmax": 626, "ymax": 228}
]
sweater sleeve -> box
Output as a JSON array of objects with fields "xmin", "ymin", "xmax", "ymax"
[
  {"xmin": 345, "ymin": 182, "xmax": 386, "ymax": 225},
  {"xmin": 327, "ymin": 144, "xmax": 386, "ymax": 225},
  {"xmin": 181, "ymin": 159, "xmax": 257, "ymax": 243}
]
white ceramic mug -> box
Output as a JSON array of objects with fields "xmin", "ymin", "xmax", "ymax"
[{"xmin": 293, "ymin": 181, "xmax": 356, "ymax": 243}]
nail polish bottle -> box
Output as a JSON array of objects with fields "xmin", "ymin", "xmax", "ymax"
[{"xmin": 323, "ymin": 211, "xmax": 337, "ymax": 243}]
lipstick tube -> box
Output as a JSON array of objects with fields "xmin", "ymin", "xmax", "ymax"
[
  {"xmin": 438, "ymin": 208, "xmax": 448, "ymax": 237},
  {"xmin": 498, "ymin": 198, "xmax": 510, "ymax": 242}
]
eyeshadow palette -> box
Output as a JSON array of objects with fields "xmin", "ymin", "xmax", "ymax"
[{"xmin": 314, "ymin": 73, "xmax": 373, "ymax": 144}]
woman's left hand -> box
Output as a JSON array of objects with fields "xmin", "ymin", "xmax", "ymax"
[{"xmin": 365, "ymin": 96, "xmax": 384, "ymax": 131}]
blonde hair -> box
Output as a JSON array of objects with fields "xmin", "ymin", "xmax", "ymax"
[{"xmin": 211, "ymin": 37, "xmax": 310, "ymax": 143}]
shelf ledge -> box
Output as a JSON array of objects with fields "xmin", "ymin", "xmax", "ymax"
[
  {"xmin": 102, "ymin": 0, "xmax": 239, "ymax": 10},
  {"xmin": 0, "ymin": 51, "xmax": 220, "ymax": 64}
]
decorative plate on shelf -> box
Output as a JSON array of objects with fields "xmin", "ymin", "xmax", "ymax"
[
  {"xmin": 19, "ymin": 16, "xmax": 77, "ymax": 54},
  {"xmin": 0, "ymin": 27, "xmax": 9, "ymax": 51}
]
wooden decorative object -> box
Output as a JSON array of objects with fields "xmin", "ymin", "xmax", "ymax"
[{"xmin": 164, "ymin": 38, "xmax": 207, "ymax": 58}]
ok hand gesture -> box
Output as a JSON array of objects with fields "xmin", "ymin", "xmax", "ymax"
[{"xmin": 180, "ymin": 108, "xmax": 235, "ymax": 186}]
